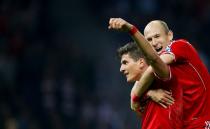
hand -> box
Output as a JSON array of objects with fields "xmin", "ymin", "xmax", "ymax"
[
  {"xmin": 130, "ymin": 86, "xmax": 143, "ymax": 112},
  {"xmin": 147, "ymin": 89, "xmax": 174, "ymax": 108},
  {"xmin": 130, "ymin": 87, "xmax": 140, "ymax": 111},
  {"xmin": 130, "ymin": 99, "xmax": 140, "ymax": 111},
  {"xmin": 108, "ymin": 18, "xmax": 133, "ymax": 32}
]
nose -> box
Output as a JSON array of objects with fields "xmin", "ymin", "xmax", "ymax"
[
  {"xmin": 120, "ymin": 65, "xmax": 125, "ymax": 73},
  {"xmin": 151, "ymin": 38, "xmax": 158, "ymax": 47}
]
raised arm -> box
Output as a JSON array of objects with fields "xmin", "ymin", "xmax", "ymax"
[
  {"xmin": 131, "ymin": 54, "xmax": 174, "ymax": 98},
  {"xmin": 109, "ymin": 18, "xmax": 175, "ymax": 111},
  {"xmin": 109, "ymin": 18, "xmax": 170, "ymax": 79},
  {"xmin": 130, "ymin": 54, "xmax": 174, "ymax": 111}
]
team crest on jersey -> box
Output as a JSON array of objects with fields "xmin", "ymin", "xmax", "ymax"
[
  {"xmin": 205, "ymin": 121, "xmax": 210, "ymax": 129},
  {"xmin": 165, "ymin": 46, "xmax": 171, "ymax": 52}
]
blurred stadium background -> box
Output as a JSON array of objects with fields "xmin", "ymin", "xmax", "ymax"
[{"xmin": 0, "ymin": 0, "xmax": 209, "ymax": 129}]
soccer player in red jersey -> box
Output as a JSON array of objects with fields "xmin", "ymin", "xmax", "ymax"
[
  {"xmin": 109, "ymin": 18, "xmax": 210, "ymax": 129},
  {"xmin": 117, "ymin": 42, "xmax": 182, "ymax": 129}
]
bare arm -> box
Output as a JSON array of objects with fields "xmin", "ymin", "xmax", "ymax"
[
  {"xmin": 130, "ymin": 66, "xmax": 155, "ymax": 111},
  {"xmin": 109, "ymin": 18, "xmax": 175, "ymax": 110},
  {"xmin": 132, "ymin": 54, "xmax": 174, "ymax": 97},
  {"xmin": 131, "ymin": 66, "xmax": 154, "ymax": 97},
  {"xmin": 147, "ymin": 89, "xmax": 174, "ymax": 108},
  {"xmin": 130, "ymin": 54, "xmax": 174, "ymax": 110},
  {"xmin": 109, "ymin": 18, "xmax": 170, "ymax": 79},
  {"xmin": 131, "ymin": 31, "xmax": 170, "ymax": 79}
]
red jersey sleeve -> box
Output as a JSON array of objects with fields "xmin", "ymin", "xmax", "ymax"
[{"xmin": 162, "ymin": 39, "xmax": 192, "ymax": 63}]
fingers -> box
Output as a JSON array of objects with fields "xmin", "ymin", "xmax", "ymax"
[
  {"xmin": 158, "ymin": 89, "xmax": 174, "ymax": 104},
  {"xmin": 131, "ymin": 104, "xmax": 139, "ymax": 111},
  {"xmin": 161, "ymin": 97, "xmax": 174, "ymax": 106},
  {"xmin": 156, "ymin": 94, "xmax": 174, "ymax": 107},
  {"xmin": 164, "ymin": 94, "xmax": 174, "ymax": 103},
  {"xmin": 108, "ymin": 18, "xmax": 112, "ymax": 29},
  {"xmin": 150, "ymin": 89, "xmax": 175, "ymax": 107},
  {"xmin": 130, "ymin": 101, "xmax": 140, "ymax": 111},
  {"xmin": 158, "ymin": 100, "xmax": 168, "ymax": 108},
  {"xmin": 163, "ymin": 90, "xmax": 172, "ymax": 95},
  {"xmin": 157, "ymin": 94, "xmax": 174, "ymax": 106},
  {"xmin": 158, "ymin": 98, "xmax": 173, "ymax": 108},
  {"xmin": 108, "ymin": 18, "xmax": 125, "ymax": 30},
  {"xmin": 108, "ymin": 18, "xmax": 116, "ymax": 29}
]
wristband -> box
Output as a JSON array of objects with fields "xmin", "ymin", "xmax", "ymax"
[
  {"xmin": 131, "ymin": 93, "xmax": 140, "ymax": 102},
  {"xmin": 129, "ymin": 26, "xmax": 138, "ymax": 35}
]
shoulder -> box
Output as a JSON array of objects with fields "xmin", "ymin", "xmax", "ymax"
[
  {"xmin": 170, "ymin": 39, "xmax": 192, "ymax": 48},
  {"xmin": 165, "ymin": 39, "xmax": 194, "ymax": 53},
  {"xmin": 163, "ymin": 39, "xmax": 193, "ymax": 62},
  {"xmin": 173, "ymin": 39, "xmax": 189, "ymax": 43}
]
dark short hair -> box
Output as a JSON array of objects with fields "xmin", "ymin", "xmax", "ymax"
[{"xmin": 117, "ymin": 42, "xmax": 144, "ymax": 61}]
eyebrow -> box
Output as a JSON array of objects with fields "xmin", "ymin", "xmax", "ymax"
[{"xmin": 121, "ymin": 60, "xmax": 127, "ymax": 64}]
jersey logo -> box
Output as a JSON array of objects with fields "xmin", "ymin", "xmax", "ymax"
[
  {"xmin": 165, "ymin": 41, "xmax": 174, "ymax": 52},
  {"xmin": 165, "ymin": 46, "xmax": 171, "ymax": 52},
  {"xmin": 205, "ymin": 121, "xmax": 210, "ymax": 129}
]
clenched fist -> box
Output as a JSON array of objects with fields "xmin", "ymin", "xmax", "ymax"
[{"xmin": 108, "ymin": 18, "xmax": 133, "ymax": 32}]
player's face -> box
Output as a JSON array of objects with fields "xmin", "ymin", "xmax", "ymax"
[
  {"xmin": 120, "ymin": 54, "xmax": 143, "ymax": 82},
  {"xmin": 144, "ymin": 22, "xmax": 172, "ymax": 54}
]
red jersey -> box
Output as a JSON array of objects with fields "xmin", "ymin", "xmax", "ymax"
[
  {"xmin": 163, "ymin": 39, "xmax": 210, "ymax": 128},
  {"xmin": 141, "ymin": 66, "xmax": 183, "ymax": 129}
]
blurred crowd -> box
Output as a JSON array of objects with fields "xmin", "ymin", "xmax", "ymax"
[{"xmin": 0, "ymin": 0, "xmax": 209, "ymax": 129}]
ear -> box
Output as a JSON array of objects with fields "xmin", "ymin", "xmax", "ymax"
[
  {"xmin": 138, "ymin": 58, "xmax": 146, "ymax": 69},
  {"xmin": 168, "ymin": 30, "xmax": 173, "ymax": 41}
]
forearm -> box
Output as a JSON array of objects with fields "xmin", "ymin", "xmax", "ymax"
[
  {"xmin": 131, "ymin": 31, "xmax": 159, "ymax": 63},
  {"xmin": 132, "ymin": 66, "xmax": 155, "ymax": 97},
  {"xmin": 131, "ymin": 29, "xmax": 169, "ymax": 78},
  {"xmin": 108, "ymin": 18, "xmax": 170, "ymax": 78}
]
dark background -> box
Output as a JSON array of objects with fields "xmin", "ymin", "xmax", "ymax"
[{"xmin": 0, "ymin": 0, "xmax": 209, "ymax": 129}]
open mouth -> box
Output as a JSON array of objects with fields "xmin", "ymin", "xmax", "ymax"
[
  {"xmin": 124, "ymin": 72, "xmax": 129, "ymax": 76},
  {"xmin": 156, "ymin": 47, "xmax": 163, "ymax": 52}
]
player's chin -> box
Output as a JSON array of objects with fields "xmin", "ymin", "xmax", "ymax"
[
  {"xmin": 127, "ymin": 77, "xmax": 135, "ymax": 83},
  {"xmin": 126, "ymin": 78, "xmax": 131, "ymax": 82}
]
